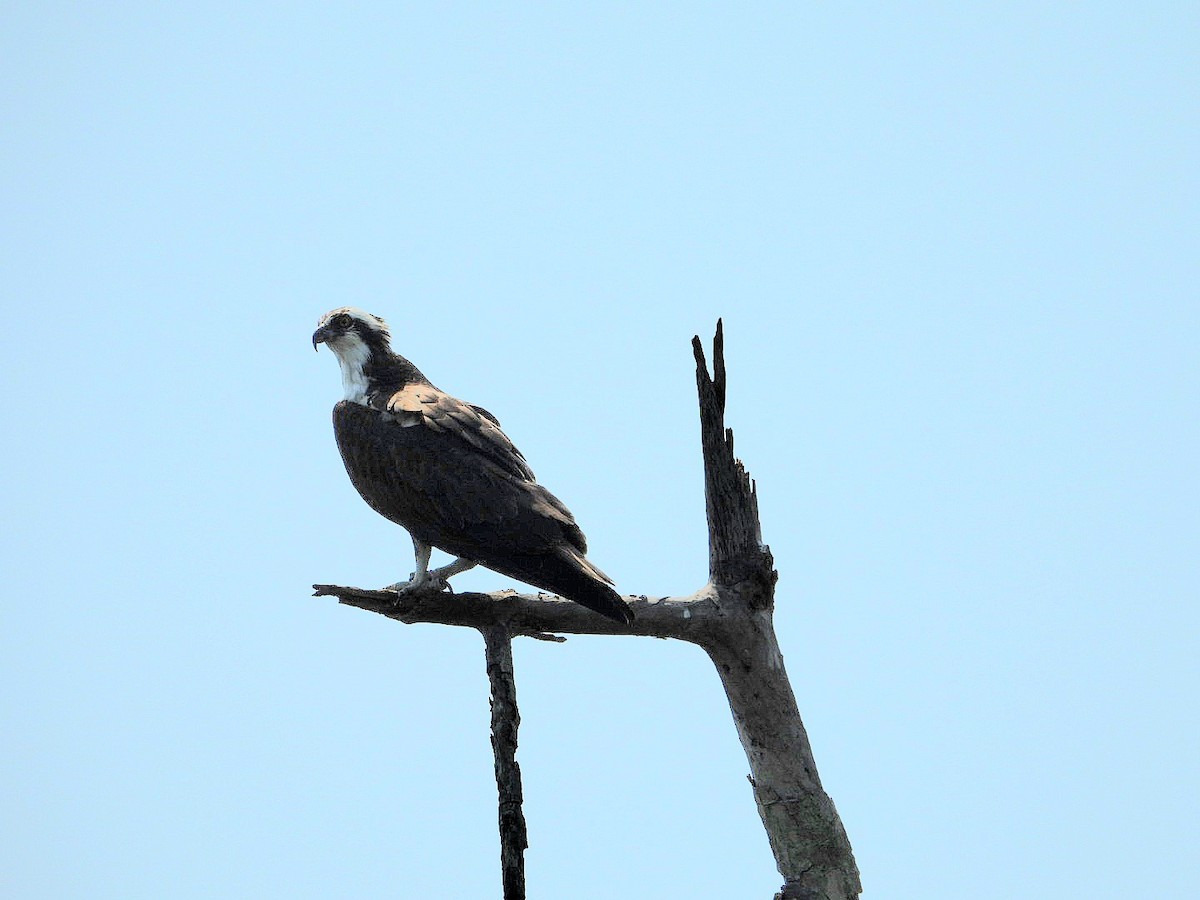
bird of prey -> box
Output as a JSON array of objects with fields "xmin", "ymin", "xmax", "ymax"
[{"xmin": 313, "ymin": 307, "xmax": 634, "ymax": 624}]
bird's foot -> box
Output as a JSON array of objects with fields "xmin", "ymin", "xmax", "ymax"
[
  {"xmin": 426, "ymin": 558, "xmax": 475, "ymax": 592},
  {"xmin": 426, "ymin": 573, "xmax": 453, "ymax": 592},
  {"xmin": 384, "ymin": 571, "xmax": 431, "ymax": 595},
  {"xmin": 383, "ymin": 570, "xmax": 454, "ymax": 596},
  {"xmin": 425, "ymin": 567, "xmax": 462, "ymax": 593},
  {"xmin": 384, "ymin": 558, "xmax": 472, "ymax": 600}
]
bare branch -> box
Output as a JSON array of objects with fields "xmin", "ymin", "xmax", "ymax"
[
  {"xmin": 479, "ymin": 626, "xmax": 527, "ymax": 900},
  {"xmin": 311, "ymin": 583, "xmax": 720, "ymax": 643}
]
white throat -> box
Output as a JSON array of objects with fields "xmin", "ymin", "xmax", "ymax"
[{"xmin": 329, "ymin": 335, "xmax": 372, "ymax": 404}]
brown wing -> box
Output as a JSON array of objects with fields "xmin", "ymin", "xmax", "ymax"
[
  {"xmin": 332, "ymin": 398, "xmax": 632, "ymax": 622},
  {"xmin": 334, "ymin": 398, "xmax": 586, "ymax": 557},
  {"xmin": 375, "ymin": 384, "xmax": 536, "ymax": 483}
]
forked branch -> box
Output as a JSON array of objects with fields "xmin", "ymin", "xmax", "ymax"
[{"xmin": 313, "ymin": 322, "xmax": 860, "ymax": 900}]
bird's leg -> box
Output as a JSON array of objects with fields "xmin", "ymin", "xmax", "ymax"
[
  {"xmin": 385, "ymin": 537, "xmax": 432, "ymax": 593},
  {"xmin": 427, "ymin": 557, "xmax": 478, "ymax": 591}
]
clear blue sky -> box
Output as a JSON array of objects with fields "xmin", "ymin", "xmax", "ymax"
[{"xmin": 2, "ymin": 4, "xmax": 1196, "ymax": 898}]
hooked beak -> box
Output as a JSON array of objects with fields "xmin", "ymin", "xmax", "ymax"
[{"xmin": 312, "ymin": 325, "xmax": 332, "ymax": 352}]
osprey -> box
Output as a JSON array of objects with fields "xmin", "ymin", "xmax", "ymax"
[{"xmin": 313, "ymin": 307, "xmax": 634, "ymax": 624}]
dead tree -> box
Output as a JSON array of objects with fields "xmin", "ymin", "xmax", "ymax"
[{"xmin": 314, "ymin": 321, "xmax": 861, "ymax": 900}]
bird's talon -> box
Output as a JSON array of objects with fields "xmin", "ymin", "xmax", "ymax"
[{"xmin": 384, "ymin": 577, "xmax": 423, "ymax": 595}]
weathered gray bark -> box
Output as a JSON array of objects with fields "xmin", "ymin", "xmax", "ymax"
[
  {"xmin": 692, "ymin": 323, "xmax": 861, "ymax": 900},
  {"xmin": 313, "ymin": 321, "xmax": 860, "ymax": 899}
]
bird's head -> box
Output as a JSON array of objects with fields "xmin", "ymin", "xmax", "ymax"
[
  {"xmin": 312, "ymin": 307, "xmax": 392, "ymax": 357},
  {"xmin": 313, "ymin": 308, "xmax": 398, "ymax": 403}
]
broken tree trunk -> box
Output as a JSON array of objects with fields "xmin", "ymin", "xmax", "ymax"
[
  {"xmin": 691, "ymin": 322, "xmax": 860, "ymax": 900},
  {"xmin": 314, "ymin": 321, "xmax": 861, "ymax": 900}
]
